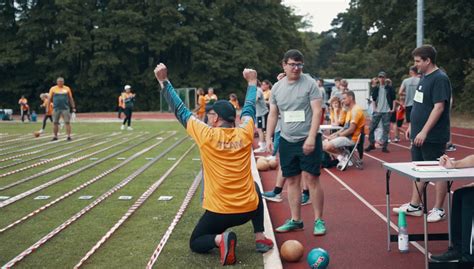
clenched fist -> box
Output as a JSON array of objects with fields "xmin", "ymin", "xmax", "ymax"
[
  {"xmin": 242, "ymin": 68, "xmax": 257, "ymax": 85},
  {"xmin": 154, "ymin": 63, "xmax": 168, "ymax": 88}
]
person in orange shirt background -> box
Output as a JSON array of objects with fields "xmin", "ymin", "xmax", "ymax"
[
  {"xmin": 47, "ymin": 77, "xmax": 76, "ymax": 141},
  {"xmin": 18, "ymin": 95, "xmax": 31, "ymax": 122},
  {"xmin": 118, "ymin": 90, "xmax": 126, "ymax": 119},
  {"xmin": 204, "ymin": 87, "xmax": 218, "ymax": 104},
  {"xmin": 229, "ymin": 93, "xmax": 240, "ymax": 110},
  {"xmin": 193, "ymin": 88, "xmax": 206, "ymax": 121},
  {"xmin": 39, "ymin": 93, "xmax": 53, "ymax": 133}
]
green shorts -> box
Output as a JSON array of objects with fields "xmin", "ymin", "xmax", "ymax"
[
  {"xmin": 279, "ymin": 133, "xmax": 322, "ymax": 178},
  {"xmin": 53, "ymin": 109, "xmax": 71, "ymax": 124}
]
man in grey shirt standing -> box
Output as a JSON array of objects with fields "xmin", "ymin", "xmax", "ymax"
[
  {"xmin": 399, "ymin": 66, "xmax": 420, "ymax": 123},
  {"xmin": 265, "ymin": 49, "xmax": 326, "ymax": 236},
  {"xmin": 254, "ymin": 85, "xmax": 269, "ymax": 152},
  {"xmin": 365, "ymin": 71, "xmax": 396, "ymax": 153}
]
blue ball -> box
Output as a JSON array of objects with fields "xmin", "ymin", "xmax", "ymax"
[{"xmin": 307, "ymin": 248, "xmax": 330, "ymax": 269}]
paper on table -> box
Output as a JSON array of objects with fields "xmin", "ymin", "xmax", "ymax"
[{"xmin": 412, "ymin": 166, "xmax": 457, "ymax": 172}]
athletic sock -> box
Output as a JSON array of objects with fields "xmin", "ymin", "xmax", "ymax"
[{"xmin": 274, "ymin": 187, "xmax": 282, "ymax": 194}]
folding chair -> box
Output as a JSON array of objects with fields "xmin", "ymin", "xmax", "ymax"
[{"xmin": 337, "ymin": 131, "xmax": 365, "ymax": 171}]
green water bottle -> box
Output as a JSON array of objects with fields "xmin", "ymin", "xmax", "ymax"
[{"xmin": 398, "ymin": 212, "xmax": 409, "ymax": 253}]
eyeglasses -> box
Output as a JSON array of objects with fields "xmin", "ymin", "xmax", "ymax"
[{"xmin": 287, "ymin": 63, "xmax": 304, "ymax": 69}]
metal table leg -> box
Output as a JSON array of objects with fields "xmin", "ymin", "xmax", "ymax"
[
  {"xmin": 422, "ymin": 181, "xmax": 429, "ymax": 269},
  {"xmin": 447, "ymin": 181, "xmax": 453, "ymax": 247},
  {"xmin": 386, "ymin": 170, "xmax": 391, "ymax": 251}
]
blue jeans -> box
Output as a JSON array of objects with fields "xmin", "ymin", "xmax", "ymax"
[{"xmin": 368, "ymin": 112, "xmax": 391, "ymax": 147}]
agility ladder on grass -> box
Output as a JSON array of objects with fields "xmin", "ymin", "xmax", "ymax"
[
  {"xmin": 74, "ymin": 143, "xmax": 196, "ymax": 268},
  {"xmin": 0, "ymin": 132, "xmax": 173, "ymax": 234},
  {"xmin": 1, "ymin": 136, "xmax": 188, "ymax": 269},
  {"xmin": 146, "ymin": 169, "xmax": 202, "ymax": 269},
  {"xmin": 0, "ymin": 133, "xmax": 146, "ymax": 202}
]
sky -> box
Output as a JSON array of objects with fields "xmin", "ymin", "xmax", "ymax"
[{"xmin": 282, "ymin": 0, "xmax": 351, "ymax": 33}]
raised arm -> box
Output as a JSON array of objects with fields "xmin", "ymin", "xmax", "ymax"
[
  {"xmin": 154, "ymin": 63, "xmax": 192, "ymax": 127},
  {"xmin": 240, "ymin": 68, "xmax": 257, "ymax": 121}
]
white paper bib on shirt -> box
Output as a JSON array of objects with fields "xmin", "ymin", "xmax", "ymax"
[
  {"xmin": 284, "ymin": 111, "xmax": 305, "ymax": 122},
  {"xmin": 414, "ymin": 90, "xmax": 423, "ymax": 103}
]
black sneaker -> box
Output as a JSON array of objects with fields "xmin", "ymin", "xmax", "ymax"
[
  {"xmin": 365, "ymin": 144, "xmax": 376, "ymax": 152},
  {"xmin": 382, "ymin": 147, "xmax": 389, "ymax": 153},
  {"xmin": 446, "ymin": 143, "xmax": 456, "ymax": 152},
  {"xmin": 67, "ymin": 137, "xmax": 72, "ymax": 141},
  {"xmin": 52, "ymin": 137, "xmax": 58, "ymax": 141},
  {"xmin": 430, "ymin": 248, "xmax": 461, "ymax": 262}
]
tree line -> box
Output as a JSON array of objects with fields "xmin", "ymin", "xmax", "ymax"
[{"xmin": 1, "ymin": 0, "xmax": 472, "ymax": 113}]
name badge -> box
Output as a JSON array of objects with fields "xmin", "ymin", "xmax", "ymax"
[
  {"xmin": 414, "ymin": 90, "xmax": 423, "ymax": 103},
  {"xmin": 284, "ymin": 111, "xmax": 305, "ymax": 123}
]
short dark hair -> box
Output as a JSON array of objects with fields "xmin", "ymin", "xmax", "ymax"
[
  {"xmin": 334, "ymin": 77, "xmax": 342, "ymax": 82},
  {"xmin": 262, "ymin": 79, "xmax": 272, "ymax": 88},
  {"xmin": 412, "ymin": 45, "xmax": 437, "ymax": 64},
  {"xmin": 343, "ymin": 90, "xmax": 356, "ymax": 101},
  {"xmin": 409, "ymin": 66, "xmax": 418, "ymax": 73},
  {"xmin": 282, "ymin": 49, "xmax": 304, "ymax": 63}
]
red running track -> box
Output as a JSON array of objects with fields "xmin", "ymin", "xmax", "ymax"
[{"xmin": 257, "ymin": 125, "xmax": 474, "ymax": 269}]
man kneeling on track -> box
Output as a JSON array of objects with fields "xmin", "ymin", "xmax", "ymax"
[
  {"xmin": 154, "ymin": 63, "xmax": 273, "ymax": 266},
  {"xmin": 322, "ymin": 91, "xmax": 365, "ymax": 168}
]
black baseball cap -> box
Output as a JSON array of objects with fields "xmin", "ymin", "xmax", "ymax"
[{"xmin": 210, "ymin": 100, "xmax": 236, "ymax": 123}]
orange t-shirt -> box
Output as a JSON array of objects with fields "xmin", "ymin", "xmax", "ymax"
[
  {"xmin": 198, "ymin": 95, "xmax": 206, "ymax": 114},
  {"xmin": 343, "ymin": 105, "xmax": 366, "ymax": 142},
  {"xmin": 186, "ymin": 116, "xmax": 258, "ymax": 214},
  {"xmin": 42, "ymin": 99, "xmax": 53, "ymax": 116},
  {"xmin": 205, "ymin": 94, "xmax": 218, "ymax": 104},
  {"xmin": 229, "ymin": 99, "xmax": 240, "ymax": 110},
  {"xmin": 18, "ymin": 98, "xmax": 29, "ymax": 111}
]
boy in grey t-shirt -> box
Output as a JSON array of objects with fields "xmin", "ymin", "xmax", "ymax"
[
  {"xmin": 265, "ymin": 49, "xmax": 326, "ymax": 236},
  {"xmin": 254, "ymin": 86, "xmax": 269, "ymax": 153}
]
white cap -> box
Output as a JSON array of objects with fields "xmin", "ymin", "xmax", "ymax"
[{"xmin": 124, "ymin": 85, "xmax": 131, "ymax": 90}]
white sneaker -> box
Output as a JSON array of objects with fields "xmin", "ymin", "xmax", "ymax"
[
  {"xmin": 427, "ymin": 208, "xmax": 446, "ymax": 223},
  {"xmin": 265, "ymin": 155, "xmax": 276, "ymax": 161},
  {"xmin": 254, "ymin": 147, "xmax": 266, "ymax": 153},
  {"xmin": 393, "ymin": 203, "xmax": 423, "ymax": 217},
  {"xmin": 121, "ymin": 125, "xmax": 125, "ymax": 130},
  {"xmin": 39, "ymin": 129, "xmax": 44, "ymax": 134},
  {"xmin": 127, "ymin": 127, "xmax": 133, "ymax": 131}
]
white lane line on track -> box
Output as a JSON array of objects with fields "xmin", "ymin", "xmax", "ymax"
[
  {"xmin": 324, "ymin": 168, "xmax": 429, "ymax": 256},
  {"xmin": 451, "ymin": 132, "xmax": 474, "ymax": 139}
]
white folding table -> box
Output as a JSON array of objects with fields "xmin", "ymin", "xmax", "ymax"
[{"xmin": 383, "ymin": 162, "xmax": 474, "ymax": 269}]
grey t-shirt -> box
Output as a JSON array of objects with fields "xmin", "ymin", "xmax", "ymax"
[
  {"xmin": 402, "ymin": 76, "xmax": 420, "ymax": 107},
  {"xmin": 256, "ymin": 88, "xmax": 269, "ymax": 117},
  {"xmin": 376, "ymin": 86, "xmax": 390, "ymax": 113},
  {"xmin": 271, "ymin": 74, "xmax": 321, "ymax": 142}
]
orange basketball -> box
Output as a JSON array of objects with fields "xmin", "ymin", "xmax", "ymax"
[
  {"xmin": 256, "ymin": 158, "xmax": 270, "ymax": 171},
  {"xmin": 280, "ymin": 240, "xmax": 304, "ymax": 262},
  {"xmin": 33, "ymin": 131, "xmax": 40, "ymax": 138},
  {"xmin": 268, "ymin": 159, "xmax": 278, "ymax": 169}
]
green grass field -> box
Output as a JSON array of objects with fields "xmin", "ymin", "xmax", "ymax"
[{"xmin": 0, "ymin": 121, "xmax": 263, "ymax": 268}]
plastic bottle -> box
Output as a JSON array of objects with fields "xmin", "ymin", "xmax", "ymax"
[{"xmin": 398, "ymin": 211, "xmax": 409, "ymax": 253}]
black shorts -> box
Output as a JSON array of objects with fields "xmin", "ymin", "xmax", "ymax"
[
  {"xmin": 396, "ymin": 119, "xmax": 404, "ymax": 127},
  {"xmin": 390, "ymin": 112, "xmax": 397, "ymax": 123},
  {"xmin": 411, "ymin": 142, "xmax": 445, "ymax": 161},
  {"xmin": 279, "ymin": 133, "xmax": 322, "ymax": 178},
  {"xmin": 405, "ymin": 106, "xmax": 412, "ymax": 123},
  {"xmin": 256, "ymin": 113, "xmax": 268, "ymax": 131}
]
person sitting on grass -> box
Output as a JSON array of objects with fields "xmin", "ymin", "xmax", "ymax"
[
  {"xmin": 154, "ymin": 63, "xmax": 273, "ymax": 266},
  {"xmin": 430, "ymin": 154, "xmax": 474, "ymax": 263}
]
